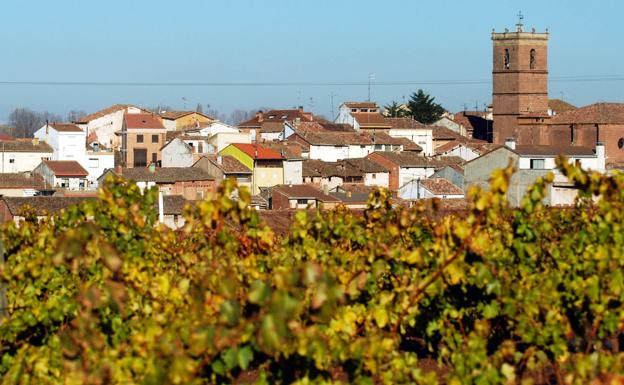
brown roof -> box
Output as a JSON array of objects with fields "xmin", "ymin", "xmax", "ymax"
[
  {"xmin": 259, "ymin": 121, "xmax": 285, "ymax": 134},
  {"xmin": 293, "ymin": 131, "xmax": 403, "ymax": 146},
  {"xmin": 124, "ymin": 114, "xmax": 165, "ymax": 129},
  {"xmin": 75, "ymin": 104, "xmax": 145, "ymax": 123},
  {"xmin": 1, "ymin": 196, "xmax": 94, "ymax": 216},
  {"xmin": 336, "ymin": 183, "xmax": 378, "ymax": 195},
  {"xmin": 392, "ymin": 137, "xmax": 423, "ymax": 152},
  {"xmin": 435, "ymin": 139, "xmax": 499, "ymax": 156},
  {"xmin": 302, "ymin": 159, "xmax": 363, "ymax": 178},
  {"xmin": 514, "ymin": 144, "xmax": 596, "ymax": 157},
  {"xmin": 0, "ymin": 173, "xmax": 45, "ymax": 188},
  {"xmin": 549, "ymin": 103, "xmax": 624, "ymax": 125},
  {"xmin": 432, "ymin": 126, "xmax": 462, "ymax": 140},
  {"xmin": 159, "ymin": 111, "xmax": 214, "ymax": 121},
  {"xmin": 350, "ymin": 112, "xmax": 392, "ymax": 128},
  {"xmin": 263, "ymin": 142, "xmax": 304, "ymax": 159},
  {"xmin": 162, "ymin": 195, "xmax": 187, "ymax": 215},
  {"xmin": 384, "ymin": 117, "xmax": 428, "ymax": 129},
  {"xmin": 272, "ymin": 184, "xmax": 340, "ymax": 202},
  {"xmin": 369, "ymin": 151, "xmax": 463, "ymax": 168},
  {"xmin": 312, "ymin": 118, "xmax": 355, "ymax": 132},
  {"xmin": 419, "ymin": 178, "xmax": 463, "ymax": 195},
  {"xmin": 42, "ymin": 160, "xmax": 88, "ymax": 177},
  {"xmin": 238, "ymin": 109, "xmax": 314, "ymax": 128},
  {"xmin": 329, "ymin": 191, "xmax": 370, "ymax": 204},
  {"xmin": 302, "ymin": 159, "xmax": 326, "ymax": 177},
  {"xmin": 49, "ymin": 123, "xmax": 83, "ymax": 133},
  {"xmin": 201, "ymin": 155, "xmax": 251, "ymax": 174},
  {"xmin": 548, "ymin": 99, "xmax": 577, "ymax": 114},
  {"xmin": 344, "ymin": 158, "xmax": 389, "ymax": 173},
  {"xmin": 0, "ymin": 140, "xmax": 53, "ymax": 153},
  {"xmin": 116, "ymin": 167, "xmax": 214, "ymax": 183},
  {"xmin": 343, "ymin": 102, "xmax": 378, "ymax": 109}
]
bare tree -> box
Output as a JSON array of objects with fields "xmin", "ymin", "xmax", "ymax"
[
  {"xmin": 8, "ymin": 108, "xmax": 62, "ymax": 137},
  {"xmin": 67, "ymin": 110, "xmax": 87, "ymax": 122},
  {"xmin": 196, "ymin": 103, "xmax": 203, "ymax": 114}
]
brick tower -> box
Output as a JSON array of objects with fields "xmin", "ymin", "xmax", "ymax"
[{"xmin": 491, "ymin": 17, "xmax": 549, "ymax": 144}]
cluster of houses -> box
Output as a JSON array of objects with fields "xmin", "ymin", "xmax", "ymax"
[{"xmin": 0, "ymin": 99, "xmax": 614, "ymax": 228}]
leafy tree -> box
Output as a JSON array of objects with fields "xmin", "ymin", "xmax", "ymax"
[
  {"xmin": 383, "ymin": 101, "xmax": 411, "ymax": 118},
  {"xmin": 407, "ymin": 89, "xmax": 445, "ymax": 124}
]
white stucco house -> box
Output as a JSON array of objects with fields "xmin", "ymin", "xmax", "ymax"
[
  {"xmin": 385, "ymin": 118, "xmax": 434, "ymax": 156},
  {"xmin": 0, "ymin": 139, "xmax": 53, "ymax": 173},
  {"xmin": 33, "ymin": 160, "xmax": 89, "ymax": 190},
  {"xmin": 74, "ymin": 104, "xmax": 147, "ymax": 149},
  {"xmin": 34, "ymin": 123, "xmax": 86, "ymax": 162}
]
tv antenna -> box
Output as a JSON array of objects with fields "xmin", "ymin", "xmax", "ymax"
[
  {"xmin": 367, "ymin": 73, "xmax": 375, "ymax": 101},
  {"xmin": 516, "ymin": 11, "xmax": 524, "ymax": 31}
]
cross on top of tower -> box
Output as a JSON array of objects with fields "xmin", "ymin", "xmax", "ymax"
[{"xmin": 516, "ymin": 11, "xmax": 524, "ymax": 32}]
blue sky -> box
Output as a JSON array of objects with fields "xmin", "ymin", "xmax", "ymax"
[{"xmin": 1, "ymin": 0, "xmax": 623, "ymax": 122}]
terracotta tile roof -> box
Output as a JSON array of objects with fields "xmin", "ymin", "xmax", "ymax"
[
  {"xmin": 432, "ymin": 126, "xmax": 462, "ymax": 140},
  {"xmin": 370, "ymin": 152, "xmax": 464, "ymax": 168},
  {"xmin": 344, "ymin": 158, "xmax": 388, "ymax": 173},
  {"xmin": 232, "ymin": 143, "xmax": 284, "ymax": 160},
  {"xmin": 293, "ymin": 131, "xmax": 403, "ymax": 146},
  {"xmin": 2, "ymin": 196, "xmax": 94, "ymax": 216},
  {"xmin": 75, "ymin": 104, "xmax": 145, "ymax": 123},
  {"xmin": 0, "ymin": 140, "xmax": 53, "ymax": 153},
  {"xmin": 549, "ymin": 103, "xmax": 624, "ymax": 124},
  {"xmin": 302, "ymin": 159, "xmax": 326, "ymax": 177},
  {"xmin": 42, "ymin": 160, "xmax": 88, "ymax": 177},
  {"xmin": 159, "ymin": 111, "xmax": 214, "ymax": 120},
  {"xmin": 259, "ymin": 121, "xmax": 285, "ymax": 134},
  {"xmin": 202, "ymin": 155, "xmax": 251, "ymax": 174},
  {"xmin": 272, "ymin": 184, "xmax": 340, "ymax": 202},
  {"xmin": 116, "ymin": 167, "xmax": 214, "ymax": 182},
  {"xmin": 419, "ymin": 178, "xmax": 463, "ymax": 196},
  {"xmin": 238, "ymin": 109, "xmax": 314, "ymax": 128},
  {"xmin": 0, "ymin": 134, "xmax": 14, "ymax": 141},
  {"xmin": 350, "ymin": 112, "xmax": 392, "ymax": 128},
  {"xmin": 343, "ymin": 102, "xmax": 378, "ymax": 109},
  {"xmin": 0, "ymin": 173, "xmax": 45, "ymax": 188},
  {"xmin": 392, "ymin": 137, "xmax": 423, "ymax": 152},
  {"xmin": 263, "ymin": 142, "xmax": 304, "ymax": 159},
  {"xmin": 514, "ymin": 145, "xmax": 596, "ymax": 157},
  {"xmin": 124, "ymin": 113, "xmax": 165, "ymax": 129},
  {"xmin": 302, "ymin": 159, "xmax": 363, "ymax": 178},
  {"xmin": 384, "ymin": 117, "xmax": 428, "ymax": 129},
  {"xmin": 312, "ymin": 118, "xmax": 355, "ymax": 132},
  {"xmin": 162, "ymin": 195, "xmax": 187, "ymax": 215},
  {"xmin": 329, "ymin": 191, "xmax": 370, "ymax": 204},
  {"xmin": 336, "ymin": 183, "xmax": 378, "ymax": 195},
  {"xmin": 548, "ymin": 99, "xmax": 577, "ymax": 114},
  {"xmin": 49, "ymin": 123, "xmax": 83, "ymax": 133}
]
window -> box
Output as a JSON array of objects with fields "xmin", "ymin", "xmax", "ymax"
[
  {"xmin": 529, "ymin": 49, "xmax": 536, "ymax": 69},
  {"xmin": 297, "ymin": 199, "xmax": 308, "ymax": 205},
  {"xmin": 351, "ymin": 108, "xmax": 357, "ymax": 112},
  {"xmin": 152, "ymin": 152, "xmax": 158, "ymax": 164},
  {"xmin": 504, "ymin": 49, "xmax": 510, "ymax": 69},
  {"xmin": 372, "ymin": 173, "xmax": 376, "ymax": 179},
  {"xmin": 136, "ymin": 134, "xmax": 144, "ymax": 143},
  {"xmin": 9, "ymin": 158, "xmax": 15, "ymax": 164},
  {"xmin": 619, "ymin": 138, "xmax": 624, "ymax": 149},
  {"xmin": 570, "ymin": 124, "xmax": 575, "ymax": 143},
  {"xmin": 530, "ymin": 159, "xmax": 545, "ymax": 169},
  {"xmin": 375, "ymin": 144, "xmax": 383, "ymax": 150},
  {"xmin": 152, "ymin": 134, "xmax": 159, "ymax": 143},
  {"xmin": 60, "ymin": 179, "xmax": 69, "ymax": 188}
]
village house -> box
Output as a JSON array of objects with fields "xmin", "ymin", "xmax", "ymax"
[
  {"xmin": 219, "ymin": 143, "xmax": 285, "ymax": 194},
  {"xmin": 237, "ymin": 107, "xmax": 314, "ymax": 142},
  {"xmin": 99, "ymin": 166, "xmax": 216, "ymax": 201},
  {"xmin": 85, "ymin": 143, "xmax": 115, "ymax": 186},
  {"xmin": 430, "ymin": 165, "xmax": 465, "ymax": 190},
  {"xmin": 161, "ymin": 136, "xmax": 214, "ymax": 168},
  {"xmin": 0, "ymin": 173, "xmax": 47, "ymax": 197},
  {"xmin": 335, "ymin": 102, "xmax": 392, "ymax": 132},
  {"xmin": 367, "ymin": 151, "xmax": 464, "ymax": 191},
  {"xmin": 435, "ymin": 139, "xmax": 500, "ymax": 162},
  {"xmin": 384, "ymin": 117, "xmax": 433, "ymax": 155},
  {"xmin": 118, "ymin": 114, "xmax": 167, "ymax": 168},
  {"xmin": 342, "ymin": 158, "xmax": 390, "ymax": 188},
  {"xmin": 158, "ymin": 111, "xmax": 215, "ymax": 131},
  {"xmin": 0, "ymin": 139, "xmax": 53, "ymax": 173},
  {"xmin": 263, "ymin": 142, "xmax": 304, "ymax": 185},
  {"xmin": 411, "ymin": 178, "xmax": 464, "ymax": 200},
  {"xmin": 33, "ymin": 123, "xmax": 85, "ymax": 161},
  {"xmin": 464, "ymin": 140, "xmax": 605, "ymax": 206},
  {"xmin": 302, "ymin": 159, "xmax": 365, "ymax": 192},
  {"xmin": 0, "ymin": 196, "xmax": 95, "ymax": 224},
  {"xmin": 270, "ymin": 184, "xmax": 340, "ymax": 210},
  {"xmin": 193, "ymin": 155, "xmax": 253, "ymax": 191},
  {"xmin": 74, "ymin": 104, "xmax": 148, "ymax": 149},
  {"xmin": 33, "ymin": 160, "xmax": 89, "ymax": 190}
]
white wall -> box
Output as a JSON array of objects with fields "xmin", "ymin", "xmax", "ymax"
[
  {"xmin": 399, "ymin": 167, "xmax": 436, "ymax": 187},
  {"xmin": 162, "ymin": 139, "xmax": 194, "ymax": 168},
  {"xmin": 309, "ymin": 145, "xmax": 349, "ymax": 162},
  {"xmin": 364, "ymin": 172, "xmax": 389, "ymax": 188},
  {"xmin": 85, "ymin": 152, "xmax": 114, "ymax": 183},
  {"xmin": 34, "ymin": 125, "xmax": 86, "ymax": 162},
  {"xmin": 389, "ymin": 128, "xmax": 433, "ymax": 156},
  {"xmin": 0, "ymin": 151, "xmax": 53, "ymax": 173},
  {"xmin": 209, "ymin": 132, "xmax": 251, "ymax": 152},
  {"xmin": 445, "ymin": 145, "xmax": 480, "ymax": 161},
  {"xmin": 336, "ymin": 105, "xmax": 358, "ymax": 130},
  {"xmin": 283, "ymin": 160, "xmax": 303, "ymax": 185},
  {"xmin": 260, "ymin": 132, "xmax": 282, "ymax": 142}
]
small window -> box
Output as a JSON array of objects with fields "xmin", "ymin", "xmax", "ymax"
[
  {"xmin": 151, "ymin": 152, "xmax": 158, "ymax": 164},
  {"xmin": 619, "ymin": 138, "xmax": 624, "ymax": 149},
  {"xmin": 152, "ymin": 134, "xmax": 159, "ymax": 143},
  {"xmin": 9, "ymin": 158, "xmax": 15, "ymax": 164},
  {"xmin": 504, "ymin": 49, "xmax": 510, "ymax": 69},
  {"xmin": 137, "ymin": 134, "xmax": 144, "ymax": 143},
  {"xmin": 375, "ymin": 144, "xmax": 383, "ymax": 150},
  {"xmin": 530, "ymin": 159, "xmax": 545, "ymax": 169},
  {"xmin": 297, "ymin": 199, "xmax": 308, "ymax": 205},
  {"xmin": 351, "ymin": 108, "xmax": 357, "ymax": 112},
  {"xmin": 372, "ymin": 173, "xmax": 376, "ymax": 179},
  {"xmin": 529, "ymin": 49, "xmax": 536, "ymax": 69}
]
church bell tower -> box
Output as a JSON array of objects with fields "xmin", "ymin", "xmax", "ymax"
[{"xmin": 491, "ymin": 14, "xmax": 549, "ymax": 144}]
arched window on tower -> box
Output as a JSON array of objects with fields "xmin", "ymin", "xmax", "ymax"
[
  {"xmin": 530, "ymin": 49, "xmax": 536, "ymax": 69},
  {"xmin": 504, "ymin": 49, "xmax": 510, "ymax": 69}
]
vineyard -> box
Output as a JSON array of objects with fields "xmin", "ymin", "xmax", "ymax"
[{"xmin": 1, "ymin": 157, "xmax": 624, "ymax": 384}]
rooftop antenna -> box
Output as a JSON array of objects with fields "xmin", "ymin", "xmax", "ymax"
[
  {"xmin": 367, "ymin": 73, "xmax": 375, "ymax": 102},
  {"xmin": 474, "ymin": 100, "xmax": 479, "ymax": 111},
  {"xmin": 330, "ymin": 92, "xmax": 338, "ymax": 120},
  {"xmin": 516, "ymin": 11, "xmax": 524, "ymax": 32}
]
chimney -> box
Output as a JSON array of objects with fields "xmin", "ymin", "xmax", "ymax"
[
  {"xmin": 504, "ymin": 137, "xmax": 516, "ymax": 150},
  {"xmin": 256, "ymin": 111, "xmax": 264, "ymax": 123},
  {"xmin": 596, "ymin": 141, "xmax": 605, "ymax": 172}
]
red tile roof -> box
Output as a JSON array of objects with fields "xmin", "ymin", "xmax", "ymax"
[
  {"xmin": 0, "ymin": 140, "xmax": 53, "ymax": 153},
  {"xmin": 49, "ymin": 123, "xmax": 83, "ymax": 133},
  {"xmin": 432, "ymin": 126, "xmax": 462, "ymax": 140},
  {"xmin": 350, "ymin": 112, "xmax": 392, "ymax": 128},
  {"xmin": 238, "ymin": 109, "xmax": 314, "ymax": 128},
  {"xmin": 42, "ymin": 160, "xmax": 89, "ymax": 177},
  {"xmin": 549, "ymin": 103, "xmax": 624, "ymax": 125},
  {"xmin": 384, "ymin": 117, "xmax": 428, "ymax": 129},
  {"xmin": 0, "ymin": 173, "xmax": 45, "ymax": 188},
  {"xmin": 343, "ymin": 102, "xmax": 378, "ymax": 109},
  {"xmin": 232, "ymin": 143, "xmax": 284, "ymax": 160},
  {"xmin": 124, "ymin": 113, "xmax": 165, "ymax": 129},
  {"xmin": 548, "ymin": 99, "xmax": 576, "ymax": 114},
  {"xmin": 420, "ymin": 178, "xmax": 463, "ymax": 196},
  {"xmin": 272, "ymin": 184, "xmax": 340, "ymax": 202}
]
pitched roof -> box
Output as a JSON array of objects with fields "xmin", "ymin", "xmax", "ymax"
[
  {"xmin": 272, "ymin": 184, "xmax": 340, "ymax": 202},
  {"xmin": 231, "ymin": 143, "xmax": 284, "ymax": 160},
  {"xmin": 238, "ymin": 109, "xmax": 314, "ymax": 128},
  {"xmin": 162, "ymin": 195, "xmax": 187, "ymax": 215},
  {"xmin": 293, "ymin": 131, "xmax": 403, "ymax": 146},
  {"xmin": 419, "ymin": 178, "xmax": 463, "ymax": 195},
  {"xmin": 311, "ymin": 118, "xmax": 355, "ymax": 132},
  {"xmin": 343, "ymin": 102, "xmax": 378, "ymax": 109},
  {"xmin": 435, "ymin": 139, "xmax": 499, "ymax": 156},
  {"xmin": 0, "ymin": 140, "xmax": 53, "ymax": 153},
  {"xmin": 384, "ymin": 117, "xmax": 428, "ymax": 129},
  {"xmin": 75, "ymin": 104, "xmax": 145, "ymax": 123},
  {"xmin": 370, "ymin": 151, "xmax": 464, "ymax": 168},
  {"xmin": 548, "ymin": 99, "xmax": 577, "ymax": 114},
  {"xmin": 392, "ymin": 137, "xmax": 423, "ymax": 152},
  {"xmin": 116, "ymin": 167, "xmax": 214, "ymax": 183},
  {"xmin": 201, "ymin": 155, "xmax": 251, "ymax": 174},
  {"xmin": 263, "ymin": 142, "xmax": 304, "ymax": 159},
  {"xmin": 350, "ymin": 112, "xmax": 392, "ymax": 128},
  {"xmin": 124, "ymin": 113, "xmax": 165, "ymax": 129},
  {"xmin": 159, "ymin": 111, "xmax": 214, "ymax": 121},
  {"xmin": 344, "ymin": 157, "xmax": 389, "ymax": 173},
  {"xmin": 301, "ymin": 159, "xmax": 363, "ymax": 178},
  {"xmin": 549, "ymin": 103, "xmax": 624, "ymax": 124},
  {"xmin": 42, "ymin": 160, "xmax": 88, "ymax": 177},
  {"xmin": 1, "ymin": 196, "xmax": 94, "ymax": 216},
  {"xmin": 49, "ymin": 123, "xmax": 83, "ymax": 133},
  {"xmin": 329, "ymin": 191, "xmax": 370, "ymax": 204},
  {"xmin": 0, "ymin": 173, "xmax": 45, "ymax": 188},
  {"xmin": 432, "ymin": 126, "xmax": 462, "ymax": 140}
]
